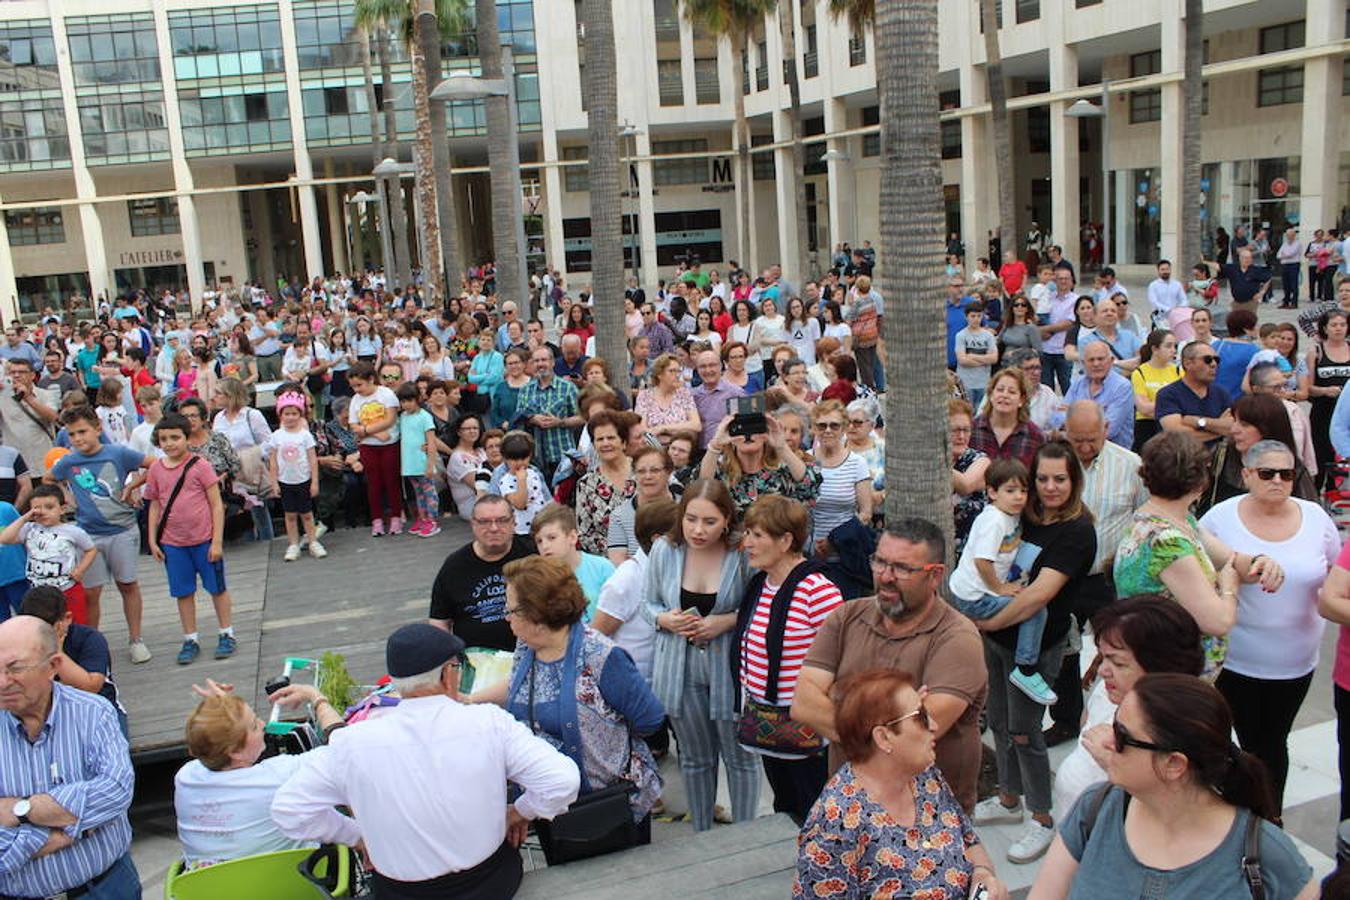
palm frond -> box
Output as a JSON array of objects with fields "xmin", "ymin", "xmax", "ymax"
[
  {"xmin": 825, "ymin": 0, "xmax": 873, "ymax": 31},
  {"xmin": 678, "ymin": 0, "xmax": 776, "ymax": 40}
]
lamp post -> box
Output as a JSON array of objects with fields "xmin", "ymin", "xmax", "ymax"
[
  {"xmin": 347, "ymin": 190, "xmax": 379, "ymax": 272},
  {"xmin": 431, "ymin": 37, "xmax": 529, "ymax": 308},
  {"xmin": 1066, "ymin": 80, "xmax": 1111, "ymax": 268},
  {"xmin": 620, "ymin": 123, "xmax": 643, "ymax": 287},
  {"xmin": 373, "ymin": 157, "xmax": 416, "ymax": 289}
]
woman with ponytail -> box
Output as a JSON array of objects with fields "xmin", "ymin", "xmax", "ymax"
[{"xmin": 1030, "ymin": 673, "xmax": 1317, "ymax": 899}]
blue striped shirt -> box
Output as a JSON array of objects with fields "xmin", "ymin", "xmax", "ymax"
[{"xmin": 0, "ymin": 683, "xmax": 133, "ymax": 897}]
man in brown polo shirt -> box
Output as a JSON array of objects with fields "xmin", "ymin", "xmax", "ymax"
[{"xmin": 791, "ymin": 517, "xmax": 988, "ymax": 811}]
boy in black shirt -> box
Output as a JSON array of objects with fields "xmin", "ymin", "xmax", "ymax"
[{"xmin": 19, "ymin": 585, "xmax": 127, "ymax": 736}]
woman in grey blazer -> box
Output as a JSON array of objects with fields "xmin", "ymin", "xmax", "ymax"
[{"xmin": 643, "ymin": 478, "xmax": 758, "ymax": 830}]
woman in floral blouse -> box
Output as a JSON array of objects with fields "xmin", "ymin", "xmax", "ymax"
[
  {"xmin": 699, "ymin": 410, "xmax": 821, "ymax": 518},
  {"xmin": 795, "ymin": 668, "xmax": 1007, "ymax": 900},
  {"xmin": 575, "ymin": 410, "xmax": 637, "ymax": 555}
]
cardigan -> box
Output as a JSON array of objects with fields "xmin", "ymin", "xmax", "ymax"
[
  {"xmin": 467, "ymin": 349, "xmax": 505, "ymax": 395},
  {"xmin": 642, "ymin": 537, "xmax": 749, "ymax": 721}
]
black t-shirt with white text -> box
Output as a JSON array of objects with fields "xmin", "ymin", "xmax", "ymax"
[{"xmin": 428, "ymin": 535, "xmax": 536, "ymax": 651}]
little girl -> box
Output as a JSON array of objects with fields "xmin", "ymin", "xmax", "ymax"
[
  {"xmin": 173, "ymin": 349, "xmax": 198, "ymax": 400},
  {"xmin": 269, "ymin": 392, "xmax": 327, "ymax": 561},
  {"xmin": 391, "ymin": 322, "xmax": 423, "ymax": 383},
  {"xmin": 95, "ymin": 380, "xmax": 130, "ymax": 445}
]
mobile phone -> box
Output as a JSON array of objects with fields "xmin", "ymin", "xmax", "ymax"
[
  {"xmin": 969, "ymin": 883, "xmax": 991, "ymax": 900},
  {"xmin": 681, "ymin": 607, "xmax": 704, "ymax": 618},
  {"xmin": 726, "ymin": 394, "xmax": 767, "ymax": 438}
]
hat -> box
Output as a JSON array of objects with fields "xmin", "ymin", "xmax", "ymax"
[{"xmin": 385, "ymin": 623, "xmax": 465, "ymax": 678}]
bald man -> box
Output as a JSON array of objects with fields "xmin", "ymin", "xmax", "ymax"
[{"xmin": 0, "ymin": 616, "xmax": 138, "ymax": 897}]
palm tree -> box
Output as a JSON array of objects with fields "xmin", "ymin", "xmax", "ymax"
[
  {"xmin": 409, "ymin": 1, "xmax": 444, "ymax": 300},
  {"xmin": 357, "ymin": 27, "xmax": 390, "ymax": 272},
  {"xmin": 678, "ymin": 0, "xmax": 773, "ymax": 270},
  {"xmin": 828, "ymin": 0, "xmax": 951, "ymax": 535},
  {"xmin": 476, "ymin": 0, "xmax": 524, "ymax": 307},
  {"xmin": 1179, "ymin": 0, "xmax": 1203, "ymax": 272},
  {"xmin": 979, "ymin": 0, "xmax": 1015, "ymax": 267},
  {"xmin": 577, "ymin": 0, "xmax": 626, "ymax": 369},
  {"xmin": 777, "ymin": 1, "xmax": 810, "ymax": 285}
]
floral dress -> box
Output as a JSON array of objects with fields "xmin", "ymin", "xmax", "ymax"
[
  {"xmin": 1113, "ymin": 511, "xmax": 1224, "ymax": 675},
  {"xmin": 951, "ymin": 448, "xmax": 988, "ymax": 555},
  {"xmin": 718, "ymin": 458, "xmax": 822, "ymax": 517},
  {"xmin": 575, "ymin": 469, "xmax": 637, "ymax": 556},
  {"xmin": 634, "ymin": 386, "xmax": 697, "ymax": 432},
  {"xmin": 794, "ymin": 763, "xmax": 980, "ymax": 900}
]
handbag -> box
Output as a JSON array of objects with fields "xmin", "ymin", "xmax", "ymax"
[
  {"xmin": 526, "ymin": 660, "xmax": 640, "ymax": 866},
  {"xmin": 736, "ymin": 694, "xmax": 825, "ymax": 756}
]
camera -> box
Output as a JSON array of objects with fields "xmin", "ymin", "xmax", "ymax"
[{"xmin": 726, "ymin": 394, "xmax": 767, "ymax": 438}]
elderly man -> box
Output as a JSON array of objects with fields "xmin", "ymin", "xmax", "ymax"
[
  {"xmin": 494, "ymin": 301, "xmax": 520, "ymax": 352},
  {"xmin": 1249, "ymin": 360, "xmax": 1318, "ymax": 476},
  {"xmin": 0, "ymin": 360, "xmax": 58, "ymax": 478},
  {"xmin": 1045, "ymin": 401, "xmax": 1149, "ymax": 746},
  {"xmin": 638, "ymin": 304, "xmax": 675, "ymax": 357},
  {"xmin": 553, "ymin": 334, "xmax": 587, "ymax": 386},
  {"xmin": 791, "ymin": 518, "xmax": 987, "ymax": 812},
  {"xmin": 1051, "ymin": 341, "xmax": 1135, "ymax": 448},
  {"xmin": 272, "ymin": 623, "xmax": 579, "ymax": 897},
  {"xmin": 691, "ymin": 349, "xmax": 743, "ymax": 449},
  {"xmin": 0, "ymin": 616, "xmax": 138, "ymax": 898},
  {"xmin": 1222, "ymin": 246, "xmax": 1273, "ymax": 312},
  {"xmin": 1156, "ymin": 340, "xmax": 1233, "ymax": 447},
  {"xmin": 1004, "ymin": 349, "xmax": 1057, "ymax": 431},
  {"xmin": 516, "ymin": 346, "xmax": 581, "ymax": 479}
]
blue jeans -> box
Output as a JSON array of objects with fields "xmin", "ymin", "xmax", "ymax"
[
  {"xmin": 952, "ymin": 592, "xmax": 1047, "ymax": 666},
  {"xmin": 1041, "ymin": 352, "xmax": 1072, "ymax": 394},
  {"xmin": 967, "ymin": 388, "xmax": 985, "ymax": 411},
  {"xmin": 85, "ymin": 852, "xmax": 141, "ymax": 899},
  {"xmin": 250, "ymin": 501, "xmax": 275, "ymax": 541},
  {"xmin": 0, "ymin": 578, "xmax": 30, "ymax": 621}
]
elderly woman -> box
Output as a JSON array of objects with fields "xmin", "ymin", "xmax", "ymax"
[
  {"xmin": 211, "ymin": 377, "xmax": 274, "ymax": 541},
  {"xmin": 482, "ymin": 555, "xmax": 664, "ymax": 842},
  {"xmin": 491, "ymin": 348, "xmax": 532, "ymax": 429},
  {"xmin": 950, "ymin": 397, "xmax": 990, "ymax": 554},
  {"xmin": 634, "ymin": 353, "xmax": 700, "ymax": 445},
  {"xmin": 845, "ymin": 396, "xmax": 884, "ymax": 488},
  {"xmin": 644, "ymin": 479, "xmax": 758, "ymax": 832},
  {"xmin": 175, "ymin": 678, "xmax": 344, "ymax": 868},
  {"xmin": 1050, "ymin": 595, "xmax": 1204, "ymax": 819},
  {"xmin": 1199, "ymin": 439, "xmax": 1339, "ymax": 811},
  {"xmin": 971, "ymin": 368, "xmax": 1045, "ymax": 469},
  {"xmin": 179, "ymin": 397, "xmax": 241, "ymax": 479},
  {"xmin": 807, "ymin": 399, "xmax": 872, "ymax": 552},
  {"xmin": 1029, "ymin": 675, "xmax": 1316, "ymax": 900},
  {"xmin": 720, "ymin": 340, "xmax": 763, "ymax": 393},
  {"xmin": 575, "ymin": 410, "xmax": 637, "ymax": 556},
  {"xmin": 700, "ymin": 411, "xmax": 821, "ymax": 518},
  {"xmin": 734, "ymin": 496, "xmax": 844, "ymax": 824},
  {"xmin": 1114, "ymin": 431, "xmax": 1284, "ymax": 678},
  {"xmin": 795, "ymin": 669, "xmax": 1008, "ymax": 900},
  {"xmin": 1203, "ymin": 393, "xmax": 1318, "ymax": 513},
  {"xmin": 606, "ymin": 445, "xmax": 675, "ymax": 565}
]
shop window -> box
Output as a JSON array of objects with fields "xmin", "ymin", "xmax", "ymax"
[
  {"xmin": 5, "ymin": 206, "xmax": 64, "ymax": 246},
  {"xmin": 128, "ymin": 196, "xmax": 180, "ymax": 236},
  {"xmin": 653, "ymin": 139, "xmax": 708, "ymax": 186}
]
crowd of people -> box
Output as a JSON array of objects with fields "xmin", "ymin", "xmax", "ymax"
[{"xmin": 1, "ymin": 231, "xmax": 1349, "ymax": 898}]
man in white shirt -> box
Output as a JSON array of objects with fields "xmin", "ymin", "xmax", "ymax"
[
  {"xmin": 271, "ymin": 624, "xmax": 579, "ymax": 897},
  {"xmin": 1146, "ymin": 260, "xmax": 1186, "ymax": 321}
]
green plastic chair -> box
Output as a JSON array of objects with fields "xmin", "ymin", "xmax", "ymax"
[{"xmin": 163, "ymin": 845, "xmax": 351, "ymax": 900}]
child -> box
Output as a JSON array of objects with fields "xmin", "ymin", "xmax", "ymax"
[
  {"xmin": 347, "ymin": 361, "xmax": 402, "ymax": 536},
  {"xmin": 20, "ymin": 584, "xmax": 128, "ymax": 735},
  {"xmin": 144, "ymin": 412, "xmax": 238, "ymax": 664},
  {"xmin": 946, "ymin": 458, "xmax": 1056, "ymax": 705},
  {"xmin": 0, "ymin": 500, "xmax": 28, "ymax": 620},
  {"xmin": 498, "ymin": 431, "xmax": 549, "ymax": 535},
  {"xmin": 0, "ymin": 484, "xmax": 95, "ymax": 625},
  {"xmin": 531, "ymin": 502, "xmax": 615, "ymax": 620},
  {"xmin": 269, "ymin": 393, "xmax": 327, "ymax": 561},
  {"xmin": 129, "ymin": 384, "xmax": 164, "ymax": 460},
  {"xmin": 395, "ymin": 382, "xmax": 441, "ymax": 537},
  {"xmin": 96, "ymin": 379, "xmax": 130, "ymax": 445},
  {"xmin": 953, "ymin": 301, "xmax": 997, "ymax": 409},
  {"xmin": 1188, "ymin": 262, "xmax": 1218, "ymax": 307},
  {"xmin": 1029, "ymin": 264, "xmax": 1055, "ymax": 323}
]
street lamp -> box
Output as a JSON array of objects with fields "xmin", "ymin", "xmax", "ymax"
[
  {"xmin": 347, "ymin": 190, "xmax": 379, "ymax": 272},
  {"xmin": 1065, "ymin": 81, "xmax": 1111, "ymax": 268},
  {"xmin": 431, "ymin": 37, "xmax": 529, "ymax": 308},
  {"xmin": 372, "ymin": 158, "xmax": 415, "ymax": 288},
  {"xmin": 620, "ymin": 123, "xmax": 643, "ymax": 286}
]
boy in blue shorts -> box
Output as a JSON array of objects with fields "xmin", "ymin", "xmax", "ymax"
[{"xmin": 143, "ymin": 412, "xmax": 235, "ymax": 665}]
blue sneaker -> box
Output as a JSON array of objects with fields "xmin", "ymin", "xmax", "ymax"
[
  {"xmin": 177, "ymin": 639, "xmax": 200, "ymax": 666},
  {"xmin": 1009, "ymin": 669, "xmax": 1058, "ymax": 705},
  {"xmin": 214, "ymin": 634, "xmax": 238, "ymax": 660}
]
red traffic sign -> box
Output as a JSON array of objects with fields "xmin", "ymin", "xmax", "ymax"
[{"xmin": 1270, "ymin": 177, "xmax": 1289, "ymax": 198}]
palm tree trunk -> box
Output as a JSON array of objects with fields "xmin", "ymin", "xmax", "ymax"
[
  {"xmin": 360, "ymin": 28, "xmax": 387, "ymax": 270},
  {"xmin": 778, "ymin": 1, "xmax": 810, "ymax": 285},
  {"xmin": 477, "ymin": 0, "xmax": 523, "ymax": 306},
  {"xmin": 411, "ymin": 0, "xmax": 445, "ymax": 300},
  {"xmin": 878, "ymin": 0, "xmax": 951, "ymax": 539},
  {"xmin": 379, "ymin": 37, "xmax": 413, "ymax": 289},
  {"xmin": 579, "ymin": 0, "xmax": 626, "ymax": 370},
  {"xmin": 1179, "ymin": 0, "xmax": 1203, "ymax": 271},
  {"xmin": 980, "ymin": 0, "xmax": 1015, "ymax": 264},
  {"xmin": 731, "ymin": 35, "xmax": 753, "ymax": 268},
  {"xmin": 419, "ymin": 0, "xmax": 461, "ymax": 300}
]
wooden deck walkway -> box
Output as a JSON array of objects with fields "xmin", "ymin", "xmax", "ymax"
[{"xmin": 101, "ymin": 519, "xmax": 474, "ymax": 760}]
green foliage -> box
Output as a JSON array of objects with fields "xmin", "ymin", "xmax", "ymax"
[
  {"xmin": 678, "ymin": 0, "xmax": 776, "ymax": 39},
  {"xmin": 353, "ymin": 0, "xmax": 470, "ymax": 46},
  {"xmin": 316, "ymin": 651, "xmax": 358, "ymax": 711},
  {"xmin": 825, "ymin": 0, "xmax": 873, "ymax": 30}
]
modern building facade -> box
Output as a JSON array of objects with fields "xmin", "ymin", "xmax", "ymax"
[{"xmin": 0, "ymin": 0, "xmax": 1344, "ymax": 319}]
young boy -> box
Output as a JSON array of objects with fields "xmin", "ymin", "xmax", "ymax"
[
  {"xmin": 953, "ymin": 301, "xmax": 997, "ymax": 408},
  {"xmin": 946, "ymin": 458, "xmax": 1056, "ymax": 705},
  {"xmin": 395, "ymin": 382, "xmax": 440, "ymax": 537},
  {"xmin": 144, "ymin": 412, "xmax": 237, "ymax": 664},
  {"xmin": 0, "ymin": 483, "xmax": 96, "ymax": 624},
  {"xmin": 19, "ymin": 585, "xmax": 127, "ymax": 735},
  {"xmin": 531, "ymin": 502, "xmax": 615, "ymax": 620},
  {"xmin": 498, "ymin": 431, "xmax": 549, "ymax": 535},
  {"xmin": 1029, "ymin": 263, "xmax": 1056, "ymax": 322},
  {"xmin": 129, "ymin": 384, "xmax": 164, "ymax": 460}
]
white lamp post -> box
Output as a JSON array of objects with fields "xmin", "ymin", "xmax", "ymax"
[{"xmin": 1065, "ymin": 81, "xmax": 1111, "ymax": 268}]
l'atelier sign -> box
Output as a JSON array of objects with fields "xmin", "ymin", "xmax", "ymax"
[{"xmin": 118, "ymin": 249, "xmax": 183, "ymax": 266}]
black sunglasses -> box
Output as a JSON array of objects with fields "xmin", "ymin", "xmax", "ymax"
[
  {"xmin": 1194, "ymin": 354, "xmax": 1218, "ymax": 365},
  {"xmin": 1112, "ymin": 719, "xmax": 1175, "ymax": 754},
  {"xmin": 1255, "ymin": 467, "xmax": 1296, "ymax": 482},
  {"xmin": 877, "ymin": 704, "xmax": 931, "ymax": 732}
]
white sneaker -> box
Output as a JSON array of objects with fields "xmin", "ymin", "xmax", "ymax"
[
  {"xmin": 284, "ymin": 543, "xmax": 301, "ymax": 562},
  {"xmin": 972, "ymin": 795, "xmax": 1024, "ymax": 826},
  {"xmin": 309, "ymin": 540, "xmax": 328, "ymax": 559},
  {"xmin": 128, "ymin": 640, "xmax": 152, "ymax": 664},
  {"xmin": 302, "ymin": 522, "xmax": 329, "ymax": 548},
  {"xmin": 1007, "ymin": 820, "xmax": 1055, "ymax": 864}
]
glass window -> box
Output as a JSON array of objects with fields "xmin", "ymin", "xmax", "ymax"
[
  {"xmin": 1130, "ymin": 50, "xmax": 1161, "ymax": 77},
  {"xmin": 0, "ymin": 23, "xmax": 59, "ymax": 77},
  {"xmin": 694, "ymin": 57, "xmax": 719, "ymax": 104},
  {"xmin": 848, "ymin": 30, "xmax": 865, "ymax": 66},
  {"xmin": 1016, "ymin": 0, "xmax": 1040, "ymax": 23},
  {"xmin": 658, "ymin": 59, "xmax": 683, "ymax": 106},
  {"xmin": 291, "ymin": 1, "xmax": 364, "ymax": 69},
  {"xmin": 5, "ymin": 206, "xmax": 65, "ymax": 246},
  {"xmin": 169, "ymin": 6, "xmax": 285, "ymax": 75},
  {"xmin": 653, "ymin": 139, "xmax": 708, "ymax": 186},
  {"xmin": 941, "ymin": 119, "xmax": 961, "ymax": 159},
  {"xmin": 562, "ymin": 146, "xmax": 589, "ymax": 193},
  {"xmin": 803, "ymin": 24, "xmax": 818, "ymax": 78},
  {"xmin": 1257, "ymin": 66, "xmax": 1303, "ymax": 107},
  {"xmin": 178, "ymin": 84, "xmax": 291, "ymax": 156},
  {"xmin": 128, "ymin": 196, "xmax": 180, "ymax": 236},
  {"xmin": 1129, "ymin": 88, "xmax": 1162, "ymax": 123},
  {"xmin": 861, "ymin": 105, "xmax": 880, "ymax": 158},
  {"xmin": 1259, "ymin": 20, "xmax": 1305, "ymax": 54},
  {"xmin": 0, "ymin": 96, "xmax": 70, "ymax": 170},
  {"xmin": 1027, "ymin": 106, "xmax": 1050, "ymax": 152},
  {"xmin": 77, "ymin": 93, "xmax": 169, "ymax": 163},
  {"xmin": 751, "ymin": 133, "xmax": 774, "ymax": 180}
]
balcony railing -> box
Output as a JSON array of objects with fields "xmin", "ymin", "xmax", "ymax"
[{"xmin": 803, "ymin": 49, "xmax": 818, "ymax": 78}]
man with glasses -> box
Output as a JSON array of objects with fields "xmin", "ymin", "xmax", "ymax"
[
  {"xmin": 691, "ymin": 349, "xmax": 743, "ymax": 449},
  {"xmin": 428, "ymin": 494, "xmax": 536, "ymax": 652},
  {"xmin": 494, "ymin": 302, "xmax": 520, "ymax": 352},
  {"xmin": 638, "ymin": 304, "xmax": 675, "ymax": 357},
  {"xmin": 1156, "ymin": 341, "xmax": 1234, "ymax": 447},
  {"xmin": 790, "ymin": 518, "xmax": 987, "ymax": 812},
  {"xmin": 0, "ymin": 615, "xmax": 139, "ymax": 898},
  {"xmin": 517, "ymin": 346, "xmax": 581, "ymax": 480},
  {"xmin": 1249, "ymin": 360, "xmax": 1318, "ymax": 475}
]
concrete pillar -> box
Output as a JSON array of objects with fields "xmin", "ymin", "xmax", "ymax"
[
  {"xmin": 0, "ymin": 194, "xmax": 17, "ymax": 323},
  {"xmin": 958, "ymin": 69, "xmax": 994, "ymax": 265},
  {"xmin": 634, "ymin": 131, "xmax": 657, "ymax": 290},
  {"xmin": 1049, "ymin": 43, "xmax": 1080, "ymax": 258},
  {"xmin": 277, "ymin": 0, "xmax": 324, "ymax": 282},
  {"xmin": 251, "ymin": 190, "xmax": 277, "ymax": 288},
  {"xmin": 540, "ymin": 132, "xmax": 566, "ymax": 292},
  {"xmin": 823, "ymin": 97, "xmax": 855, "ymax": 252},
  {"xmin": 1298, "ymin": 0, "xmax": 1344, "ymax": 243},
  {"xmin": 177, "ymin": 195, "xmax": 206, "ymax": 310},
  {"xmin": 324, "ymin": 160, "xmax": 349, "ymax": 274},
  {"xmin": 771, "ymin": 109, "xmax": 801, "ymax": 281},
  {"xmin": 1114, "ymin": 170, "xmax": 1134, "ymax": 265},
  {"xmin": 152, "ymin": 0, "xmax": 205, "ymax": 306},
  {"xmin": 1158, "ymin": 0, "xmax": 1183, "ymax": 265}
]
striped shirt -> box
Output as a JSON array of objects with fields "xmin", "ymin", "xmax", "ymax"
[
  {"xmin": 0, "ymin": 683, "xmax": 133, "ymax": 897},
  {"xmin": 1080, "ymin": 440, "xmax": 1150, "ymax": 575},
  {"xmin": 812, "ymin": 452, "xmax": 871, "ymax": 543},
  {"xmin": 741, "ymin": 573, "xmax": 845, "ymax": 704}
]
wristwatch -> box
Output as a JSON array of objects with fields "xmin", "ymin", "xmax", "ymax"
[
  {"xmin": 12, "ymin": 797, "xmax": 31, "ymax": 826},
  {"xmin": 1197, "ymin": 417, "xmax": 1208, "ymax": 431}
]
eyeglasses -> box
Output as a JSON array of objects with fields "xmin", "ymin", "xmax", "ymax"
[
  {"xmin": 1112, "ymin": 719, "xmax": 1176, "ymax": 754},
  {"xmin": 472, "ymin": 515, "xmax": 514, "ymax": 529},
  {"xmin": 815, "ymin": 421, "xmax": 844, "ymax": 431},
  {"xmin": 381, "ymin": 373, "xmax": 401, "ymax": 381},
  {"xmin": 1255, "ymin": 467, "xmax": 1296, "ymax": 482},
  {"xmin": 1, "ymin": 656, "xmax": 53, "ymax": 678},
  {"xmin": 949, "ymin": 425, "xmax": 972, "ymax": 435},
  {"xmin": 1012, "ymin": 302, "xmax": 1031, "ymax": 308},
  {"xmin": 877, "ymin": 704, "xmax": 931, "ymax": 732},
  {"xmin": 848, "ymin": 419, "xmax": 869, "ymax": 427},
  {"xmin": 1194, "ymin": 355, "xmax": 1218, "ymax": 365},
  {"xmin": 869, "ymin": 555, "xmax": 942, "ymax": 579}
]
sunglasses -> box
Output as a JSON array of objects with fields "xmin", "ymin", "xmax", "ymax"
[
  {"xmin": 381, "ymin": 374, "xmax": 401, "ymax": 381},
  {"xmin": 1194, "ymin": 355, "xmax": 1218, "ymax": 365},
  {"xmin": 1255, "ymin": 467, "xmax": 1296, "ymax": 482},
  {"xmin": 1112, "ymin": 719, "xmax": 1175, "ymax": 755},
  {"xmin": 815, "ymin": 421, "xmax": 844, "ymax": 431},
  {"xmin": 1012, "ymin": 301, "xmax": 1031, "ymax": 308},
  {"xmin": 878, "ymin": 704, "xmax": 931, "ymax": 732}
]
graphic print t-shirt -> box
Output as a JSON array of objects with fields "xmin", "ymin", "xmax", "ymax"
[
  {"xmin": 20, "ymin": 521, "xmax": 93, "ymax": 589},
  {"xmin": 348, "ymin": 386, "xmax": 400, "ymax": 446},
  {"xmin": 428, "ymin": 535, "xmax": 536, "ymax": 651},
  {"xmin": 49, "ymin": 443, "xmax": 145, "ymax": 535}
]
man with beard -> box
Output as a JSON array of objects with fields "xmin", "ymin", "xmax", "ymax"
[{"xmin": 790, "ymin": 518, "xmax": 988, "ymax": 812}]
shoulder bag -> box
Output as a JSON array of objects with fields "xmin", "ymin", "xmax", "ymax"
[{"xmin": 155, "ymin": 456, "xmax": 201, "ymax": 545}]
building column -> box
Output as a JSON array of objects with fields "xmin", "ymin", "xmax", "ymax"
[
  {"xmin": 324, "ymin": 160, "xmax": 349, "ymax": 274},
  {"xmin": 771, "ymin": 109, "xmax": 801, "ymax": 281},
  {"xmin": 277, "ymin": 0, "xmax": 323, "ymax": 283},
  {"xmin": 1049, "ymin": 43, "xmax": 1080, "ymax": 258},
  {"xmin": 958, "ymin": 71, "xmax": 994, "ymax": 264},
  {"xmin": 251, "ymin": 190, "xmax": 278, "ymax": 288},
  {"xmin": 1157, "ymin": 0, "xmax": 1183, "ymax": 265},
  {"xmin": 823, "ymin": 97, "xmax": 855, "ymax": 252},
  {"xmin": 151, "ymin": 0, "xmax": 205, "ymax": 306},
  {"xmin": 634, "ymin": 131, "xmax": 657, "ymax": 290},
  {"xmin": 1298, "ymin": 0, "xmax": 1345, "ymax": 243},
  {"xmin": 540, "ymin": 132, "xmax": 566, "ymax": 292},
  {"xmin": 0, "ymin": 195, "xmax": 17, "ymax": 323}
]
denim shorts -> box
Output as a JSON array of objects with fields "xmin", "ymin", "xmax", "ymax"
[{"xmin": 163, "ymin": 541, "xmax": 227, "ymax": 598}]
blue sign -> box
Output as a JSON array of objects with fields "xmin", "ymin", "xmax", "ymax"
[
  {"xmin": 1147, "ymin": 204, "xmax": 1159, "ymax": 217},
  {"xmin": 1138, "ymin": 181, "xmax": 1150, "ymax": 193},
  {"xmin": 1200, "ymin": 178, "xmax": 1211, "ymax": 191}
]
